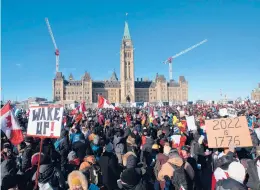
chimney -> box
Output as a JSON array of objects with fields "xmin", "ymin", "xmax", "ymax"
[
  {"xmin": 141, "ymin": 78, "xmax": 143, "ymax": 81},
  {"xmin": 137, "ymin": 78, "xmax": 139, "ymax": 81}
]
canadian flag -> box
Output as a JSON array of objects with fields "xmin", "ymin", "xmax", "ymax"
[
  {"xmin": 0, "ymin": 102, "xmax": 24, "ymax": 145},
  {"xmin": 98, "ymin": 95, "xmax": 119, "ymax": 110},
  {"xmin": 71, "ymin": 101, "xmax": 87, "ymax": 115}
]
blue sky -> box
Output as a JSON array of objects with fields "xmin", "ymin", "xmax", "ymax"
[{"xmin": 2, "ymin": 0, "xmax": 260, "ymax": 101}]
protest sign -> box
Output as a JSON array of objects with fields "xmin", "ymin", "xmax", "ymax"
[
  {"xmin": 219, "ymin": 108, "xmax": 227, "ymax": 116},
  {"xmin": 179, "ymin": 110, "xmax": 185, "ymax": 117},
  {"xmin": 205, "ymin": 116, "xmax": 252, "ymax": 148},
  {"xmin": 27, "ymin": 105, "xmax": 64, "ymax": 138},
  {"xmin": 227, "ymin": 108, "xmax": 237, "ymax": 118},
  {"xmin": 186, "ymin": 116, "xmax": 197, "ymax": 131}
]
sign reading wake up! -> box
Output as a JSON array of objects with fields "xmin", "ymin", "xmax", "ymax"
[{"xmin": 27, "ymin": 105, "xmax": 63, "ymax": 138}]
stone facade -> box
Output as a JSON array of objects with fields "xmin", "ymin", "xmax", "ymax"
[
  {"xmin": 251, "ymin": 83, "xmax": 260, "ymax": 101},
  {"xmin": 53, "ymin": 22, "xmax": 188, "ymax": 104}
]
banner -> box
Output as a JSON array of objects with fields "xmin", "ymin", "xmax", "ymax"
[
  {"xmin": 186, "ymin": 116, "xmax": 197, "ymax": 131},
  {"xmin": 227, "ymin": 108, "xmax": 237, "ymax": 118},
  {"xmin": 27, "ymin": 105, "xmax": 63, "ymax": 138},
  {"xmin": 205, "ymin": 116, "xmax": 252, "ymax": 148},
  {"xmin": 219, "ymin": 108, "xmax": 227, "ymax": 117}
]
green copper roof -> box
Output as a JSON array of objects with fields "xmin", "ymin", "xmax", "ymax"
[{"xmin": 123, "ymin": 21, "xmax": 131, "ymax": 40}]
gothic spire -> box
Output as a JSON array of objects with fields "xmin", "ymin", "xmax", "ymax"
[{"xmin": 123, "ymin": 21, "xmax": 131, "ymax": 40}]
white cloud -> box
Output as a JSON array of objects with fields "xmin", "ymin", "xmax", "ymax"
[{"xmin": 16, "ymin": 64, "xmax": 21, "ymax": 67}]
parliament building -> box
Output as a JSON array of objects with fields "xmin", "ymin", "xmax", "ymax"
[{"xmin": 53, "ymin": 22, "xmax": 188, "ymax": 104}]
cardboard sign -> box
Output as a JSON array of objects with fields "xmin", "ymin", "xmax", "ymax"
[
  {"xmin": 27, "ymin": 105, "xmax": 64, "ymax": 138},
  {"xmin": 186, "ymin": 116, "xmax": 197, "ymax": 131},
  {"xmin": 205, "ymin": 116, "xmax": 252, "ymax": 148},
  {"xmin": 179, "ymin": 111, "xmax": 185, "ymax": 118},
  {"xmin": 219, "ymin": 108, "xmax": 227, "ymax": 116},
  {"xmin": 227, "ymin": 108, "xmax": 237, "ymax": 118}
]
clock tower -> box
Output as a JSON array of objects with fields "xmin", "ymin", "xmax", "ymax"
[{"xmin": 120, "ymin": 21, "xmax": 135, "ymax": 103}]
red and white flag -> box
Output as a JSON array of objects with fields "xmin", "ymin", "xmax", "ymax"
[
  {"xmin": 0, "ymin": 102, "xmax": 24, "ymax": 145},
  {"xmin": 98, "ymin": 95, "xmax": 119, "ymax": 110},
  {"xmin": 79, "ymin": 101, "xmax": 87, "ymax": 112}
]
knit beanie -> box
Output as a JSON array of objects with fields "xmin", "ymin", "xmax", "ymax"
[
  {"xmin": 121, "ymin": 168, "xmax": 141, "ymax": 185},
  {"xmin": 228, "ymin": 162, "xmax": 246, "ymax": 183},
  {"xmin": 152, "ymin": 144, "xmax": 160, "ymax": 150},
  {"xmin": 163, "ymin": 145, "xmax": 171, "ymax": 156},
  {"xmin": 68, "ymin": 170, "xmax": 88, "ymax": 190},
  {"xmin": 31, "ymin": 152, "xmax": 44, "ymax": 166}
]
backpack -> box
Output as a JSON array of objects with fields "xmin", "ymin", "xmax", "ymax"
[
  {"xmin": 89, "ymin": 164, "xmax": 102, "ymax": 186},
  {"xmin": 54, "ymin": 138, "xmax": 65, "ymax": 152},
  {"xmin": 169, "ymin": 163, "xmax": 188, "ymax": 190}
]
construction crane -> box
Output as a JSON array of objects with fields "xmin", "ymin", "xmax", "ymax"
[
  {"xmin": 45, "ymin": 18, "xmax": 60, "ymax": 73},
  {"xmin": 163, "ymin": 39, "xmax": 207, "ymax": 80}
]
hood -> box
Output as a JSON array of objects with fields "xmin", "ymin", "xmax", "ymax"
[
  {"xmin": 68, "ymin": 170, "xmax": 88, "ymax": 190},
  {"xmin": 123, "ymin": 151, "xmax": 137, "ymax": 167},
  {"xmin": 126, "ymin": 155, "xmax": 137, "ymax": 169},
  {"xmin": 38, "ymin": 164, "xmax": 55, "ymax": 183},
  {"xmin": 167, "ymin": 157, "xmax": 183, "ymax": 167}
]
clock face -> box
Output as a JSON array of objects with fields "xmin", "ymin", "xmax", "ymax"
[{"xmin": 125, "ymin": 41, "xmax": 130, "ymax": 46}]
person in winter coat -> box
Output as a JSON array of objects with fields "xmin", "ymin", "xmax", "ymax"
[
  {"xmin": 68, "ymin": 170, "xmax": 88, "ymax": 190},
  {"xmin": 58, "ymin": 129, "xmax": 70, "ymax": 172},
  {"xmin": 72, "ymin": 133, "xmax": 88, "ymax": 161},
  {"xmin": 154, "ymin": 144, "xmax": 171, "ymax": 190},
  {"xmin": 216, "ymin": 162, "xmax": 247, "ymax": 190},
  {"xmin": 211, "ymin": 153, "xmax": 234, "ymax": 190},
  {"xmin": 113, "ymin": 129, "xmax": 125, "ymax": 164},
  {"xmin": 1, "ymin": 145, "xmax": 18, "ymax": 190},
  {"xmin": 21, "ymin": 136, "xmax": 34, "ymax": 173},
  {"xmin": 246, "ymin": 146, "xmax": 260, "ymax": 190},
  {"xmin": 118, "ymin": 168, "xmax": 147, "ymax": 190},
  {"xmin": 32, "ymin": 155, "xmax": 66, "ymax": 190},
  {"xmin": 140, "ymin": 132, "xmax": 154, "ymax": 167},
  {"xmin": 126, "ymin": 134, "xmax": 138, "ymax": 154},
  {"xmin": 158, "ymin": 149, "xmax": 194, "ymax": 190},
  {"xmin": 99, "ymin": 142, "xmax": 120, "ymax": 190}
]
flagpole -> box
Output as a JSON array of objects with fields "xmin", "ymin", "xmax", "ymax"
[{"xmin": 34, "ymin": 137, "xmax": 44, "ymax": 190}]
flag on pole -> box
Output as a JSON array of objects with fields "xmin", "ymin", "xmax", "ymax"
[
  {"xmin": 98, "ymin": 95, "xmax": 119, "ymax": 110},
  {"xmin": 0, "ymin": 102, "xmax": 24, "ymax": 145}
]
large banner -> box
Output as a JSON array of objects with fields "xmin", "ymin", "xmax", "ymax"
[
  {"xmin": 27, "ymin": 105, "xmax": 63, "ymax": 138},
  {"xmin": 205, "ymin": 116, "xmax": 252, "ymax": 148}
]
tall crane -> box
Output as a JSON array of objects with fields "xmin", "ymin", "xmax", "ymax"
[
  {"xmin": 163, "ymin": 39, "xmax": 207, "ymax": 80},
  {"xmin": 45, "ymin": 18, "xmax": 60, "ymax": 73}
]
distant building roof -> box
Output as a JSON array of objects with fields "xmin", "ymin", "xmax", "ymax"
[
  {"xmin": 82, "ymin": 72, "xmax": 91, "ymax": 81},
  {"xmin": 135, "ymin": 81, "xmax": 156, "ymax": 88},
  {"xmin": 69, "ymin": 73, "xmax": 74, "ymax": 80},
  {"xmin": 155, "ymin": 73, "xmax": 166, "ymax": 82},
  {"xmin": 110, "ymin": 70, "xmax": 118, "ymax": 81},
  {"xmin": 55, "ymin": 72, "xmax": 63, "ymax": 79},
  {"xmin": 168, "ymin": 80, "xmax": 180, "ymax": 87},
  {"xmin": 179, "ymin": 76, "xmax": 186, "ymax": 83},
  {"xmin": 93, "ymin": 81, "xmax": 121, "ymax": 88}
]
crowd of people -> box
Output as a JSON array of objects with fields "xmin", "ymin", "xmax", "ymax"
[{"xmin": 1, "ymin": 102, "xmax": 260, "ymax": 190}]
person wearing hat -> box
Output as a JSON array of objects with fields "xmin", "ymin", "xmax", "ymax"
[
  {"xmin": 246, "ymin": 146, "xmax": 260, "ymax": 190},
  {"xmin": 118, "ymin": 168, "xmax": 147, "ymax": 190},
  {"xmin": 68, "ymin": 170, "xmax": 88, "ymax": 190},
  {"xmin": 21, "ymin": 136, "xmax": 34, "ymax": 173}
]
